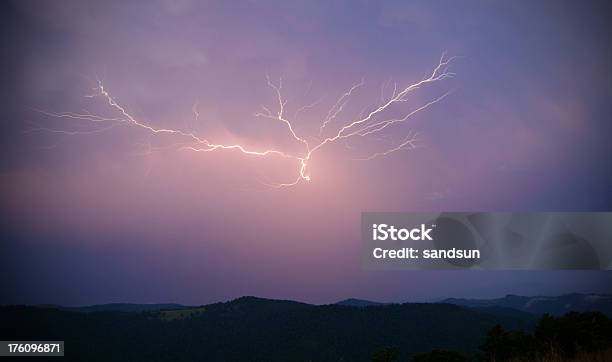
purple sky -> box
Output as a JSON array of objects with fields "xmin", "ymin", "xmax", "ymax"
[{"xmin": 1, "ymin": 0, "xmax": 612, "ymax": 306}]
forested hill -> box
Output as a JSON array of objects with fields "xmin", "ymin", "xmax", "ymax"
[{"xmin": 2, "ymin": 296, "xmax": 536, "ymax": 362}]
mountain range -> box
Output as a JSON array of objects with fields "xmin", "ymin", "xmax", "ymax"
[
  {"xmin": 4, "ymin": 296, "xmax": 536, "ymax": 361},
  {"xmin": 2, "ymin": 293, "xmax": 609, "ymax": 361},
  {"xmin": 442, "ymin": 293, "xmax": 612, "ymax": 316}
]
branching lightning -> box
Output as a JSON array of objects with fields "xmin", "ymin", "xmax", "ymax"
[{"xmin": 30, "ymin": 54, "xmax": 458, "ymax": 188}]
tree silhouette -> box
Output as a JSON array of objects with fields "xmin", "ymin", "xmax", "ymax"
[
  {"xmin": 371, "ymin": 346, "xmax": 400, "ymax": 362},
  {"xmin": 412, "ymin": 349, "xmax": 469, "ymax": 362}
]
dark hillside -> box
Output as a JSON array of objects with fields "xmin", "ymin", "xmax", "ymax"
[{"xmin": 1, "ymin": 297, "xmax": 536, "ymax": 362}]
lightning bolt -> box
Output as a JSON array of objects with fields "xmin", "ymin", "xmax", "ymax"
[
  {"xmin": 31, "ymin": 54, "xmax": 458, "ymax": 188},
  {"xmin": 192, "ymin": 102, "xmax": 200, "ymax": 122},
  {"xmin": 353, "ymin": 132, "xmax": 419, "ymax": 161},
  {"xmin": 319, "ymin": 79, "xmax": 364, "ymax": 136}
]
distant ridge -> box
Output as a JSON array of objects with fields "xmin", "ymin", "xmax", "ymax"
[
  {"xmin": 442, "ymin": 293, "xmax": 612, "ymax": 316},
  {"xmin": 28, "ymin": 293, "xmax": 612, "ymax": 315},
  {"xmin": 335, "ymin": 298, "xmax": 387, "ymax": 307}
]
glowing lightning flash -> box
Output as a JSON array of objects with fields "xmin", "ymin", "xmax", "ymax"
[{"xmin": 30, "ymin": 54, "xmax": 458, "ymax": 188}]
